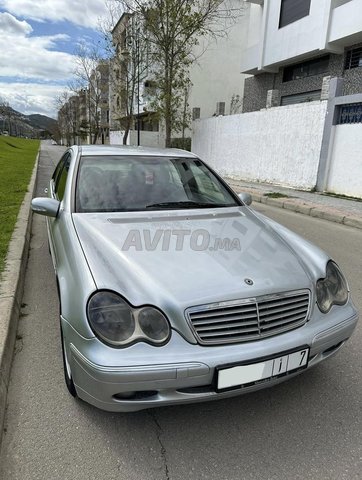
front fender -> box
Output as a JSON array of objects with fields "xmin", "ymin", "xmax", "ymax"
[{"xmin": 252, "ymin": 210, "xmax": 330, "ymax": 281}]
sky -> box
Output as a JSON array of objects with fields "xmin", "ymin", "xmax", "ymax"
[{"xmin": 0, "ymin": 0, "xmax": 111, "ymax": 118}]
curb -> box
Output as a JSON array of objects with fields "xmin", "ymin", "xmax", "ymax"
[
  {"xmin": 227, "ymin": 182, "xmax": 362, "ymax": 230},
  {"xmin": 0, "ymin": 151, "xmax": 39, "ymax": 445}
]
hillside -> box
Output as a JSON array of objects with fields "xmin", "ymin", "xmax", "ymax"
[
  {"xmin": 0, "ymin": 104, "xmax": 57, "ymax": 138},
  {"xmin": 27, "ymin": 114, "xmax": 58, "ymax": 132}
]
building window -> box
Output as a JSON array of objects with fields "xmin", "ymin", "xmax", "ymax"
[
  {"xmin": 338, "ymin": 103, "xmax": 362, "ymax": 124},
  {"xmin": 283, "ymin": 56, "xmax": 330, "ymax": 82},
  {"xmin": 192, "ymin": 107, "xmax": 201, "ymax": 121},
  {"xmin": 345, "ymin": 47, "xmax": 362, "ymax": 70},
  {"xmin": 215, "ymin": 102, "xmax": 225, "ymax": 116},
  {"xmin": 280, "ymin": 90, "xmax": 321, "ymax": 106},
  {"xmin": 279, "ymin": 0, "xmax": 311, "ymax": 28}
]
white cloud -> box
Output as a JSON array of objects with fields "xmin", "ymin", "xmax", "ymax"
[
  {"xmin": 0, "ymin": 4, "xmax": 113, "ymax": 117},
  {"xmin": 0, "ymin": 11, "xmax": 33, "ymax": 34},
  {"xmin": 0, "ymin": 82, "xmax": 66, "ymax": 117},
  {"xmin": 0, "ymin": 0, "xmax": 109, "ymax": 29},
  {"xmin": 0, "ymin": 13, "xmax": 75, "ymax": 81},
  {"xmin": 0, "ymin": 12, "xmax": 78, "ymax": 117}
]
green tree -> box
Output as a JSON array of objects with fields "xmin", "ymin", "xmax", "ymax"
[
  {"xmin": 116, "ymin": 0, "xmax": 243, "ymax": 147},
  {"xmin": 71, "ymin": 43, "xmax": 108, "ymax": 144}
]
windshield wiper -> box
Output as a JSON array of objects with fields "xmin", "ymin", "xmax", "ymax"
[{"xmin": 145, "ymin": 201, "xmax": 235, "ymax": 210}]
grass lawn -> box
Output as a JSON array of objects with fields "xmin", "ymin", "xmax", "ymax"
[{"xmin": 0, "ymin": 135, "xmax": 40, "ymax": 274}]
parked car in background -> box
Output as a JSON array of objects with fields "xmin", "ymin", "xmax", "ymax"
[{"xmin": 31, "ymin": 145, "xmax": 358, "ymax": 412}]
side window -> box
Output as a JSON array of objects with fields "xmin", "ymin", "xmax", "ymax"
[
  {"xmin": 54, "ymin": 154, "xmax": 71, "ymax": 201},
  {"xmin": 52, "ymin": 153, "xmax": 68, "ymax": 184}
]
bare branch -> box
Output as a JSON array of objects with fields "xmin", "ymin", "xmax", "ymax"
[{"xmin": 110, "ymin": 0, "xmax": 244, "ymax": 146}]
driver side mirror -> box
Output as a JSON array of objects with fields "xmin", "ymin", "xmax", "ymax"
[
  {"xmin": 238, "ymin": 192, "xmax": 252, "ymax": 206},
  {"xmin": 31, "ymin": 198, "xmax": 60, "ymax": 218}
]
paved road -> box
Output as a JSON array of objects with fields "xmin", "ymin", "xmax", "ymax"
[{"xmin": 0, "ymin": 143, "xmax": 361, "ymax": 480}]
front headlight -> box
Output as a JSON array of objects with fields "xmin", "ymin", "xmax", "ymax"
[
  {"xmin": 316, "ymin": 261, "xmax": 349, "ymax": 314},
  {"xmin": 87, "ymin": 291, "xmax": 171, "ymax": 347},
  {"xmin": 138, "ymin": 307, "xmax": 170, "ymax": 343}
]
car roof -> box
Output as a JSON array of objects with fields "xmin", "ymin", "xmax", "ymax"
[{"xmin": 77, "ymin": 145, "xmax": 198, "ymax": 158}]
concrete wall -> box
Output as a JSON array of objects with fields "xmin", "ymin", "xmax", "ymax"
[
  {"xmin": 327, "ymin": 124, "xmax": 362, "ymax": 198},
  {"xmin": 110, "ymin": 130, "xmax": 126, "ymax": 145},
  {"xmin": 110, "ymin": 130, "xmax": 165, "ymax": 148},
  {"xmin": 192, "ymin": 101, "xmax": 327, "ymax": 190}
]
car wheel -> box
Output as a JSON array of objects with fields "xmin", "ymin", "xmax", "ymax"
[{"xmin": 60, "ymin": 325, "xmax": 77, "ymax": 398}]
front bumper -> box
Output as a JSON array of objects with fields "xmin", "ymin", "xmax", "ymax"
[{"xmin": 62, "ymin": 303, "xmax": 358, "ymax": 412}]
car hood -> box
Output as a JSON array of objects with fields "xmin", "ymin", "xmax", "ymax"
[{"xmin": 73, "ymin": 207, "xmax": 313, "ymax": 342}]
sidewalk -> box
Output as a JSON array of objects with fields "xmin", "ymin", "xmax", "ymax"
[{"xmin": 225, "ymin": 178, "xmax": 362, "ymax": 230}]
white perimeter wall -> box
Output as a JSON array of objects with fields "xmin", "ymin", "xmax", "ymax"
[
  {"xmin": 192, "ymin": 101, "xmax": 327, "ymax": 190},
  {"xmin": 110, "ymin": 130, "xmax": 165, "ymax": 148},
  {"xmin": 327, "ymin": 124, "xmax": 362, "ymax": 199},
  {"xmin": 110, "ymin": 130, "xmax": 126, "ymax": 145}
]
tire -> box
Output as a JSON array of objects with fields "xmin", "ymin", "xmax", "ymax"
[{"xmin": 60, "ymin": 324, "xmax": 77, "ymax": 398}]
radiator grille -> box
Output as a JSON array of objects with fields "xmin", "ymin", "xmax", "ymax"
[{"xmin": 187, "ymin": 291, "xmax": 310, "ymax": 345}]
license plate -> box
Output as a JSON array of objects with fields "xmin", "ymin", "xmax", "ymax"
[{"xmin": 217, "ymin": 347, "xmax": 309, "ymax": 391}]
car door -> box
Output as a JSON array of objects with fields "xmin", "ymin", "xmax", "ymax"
[{"xmin": 47, "ymin": 151, "xmax": 72, "ymax": 269}]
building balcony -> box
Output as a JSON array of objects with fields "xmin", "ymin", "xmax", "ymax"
[{"xmin": 328, "ymin": 0, "xmax": 362, "ymax": 47}]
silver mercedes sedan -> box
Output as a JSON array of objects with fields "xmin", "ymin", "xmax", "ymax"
[{"xmin": 31, "ymin": 145, "xmax": 358, "ymax": 412}]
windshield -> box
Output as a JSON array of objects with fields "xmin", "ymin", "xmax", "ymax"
[{"xmin": 75, "ymin": 155, "xmax": 239, "ymax": 213}]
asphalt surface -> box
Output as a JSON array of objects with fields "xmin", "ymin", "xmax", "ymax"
[{"xmin": 0, "ymin": 142, "xmax": 361, "ymax": 480}]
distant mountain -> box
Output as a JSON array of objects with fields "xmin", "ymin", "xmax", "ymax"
[
  {"xmin": 27, "ymin": 114, "xmax": 58, "ymax": 132},
  {"xmin": 0, "ymin": 104, "xmax": 58, "ymax": 138}
]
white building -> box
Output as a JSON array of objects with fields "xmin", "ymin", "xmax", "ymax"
[
  {"xmin": 240, "ymin": 0, "xmax": 362, "ymax": 111},
  {"xmin": 188, "ymin": 11, "xmax": 249, "ymax": 121}
]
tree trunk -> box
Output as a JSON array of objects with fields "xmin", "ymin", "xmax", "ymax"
[
  {"xmin": 123, "ymin": 127, "xmax": 129, "ymax": 145},
  {"xmin": 92, "ymin": 130, "xmax": 99, "ymax": 144},
  {"xmin": 165, "ymin": 118, "xmax": 171, "ymax": 147},
  {"xmin": 164, "ymin": 66, "xmax": 173, "ymax": 148}
]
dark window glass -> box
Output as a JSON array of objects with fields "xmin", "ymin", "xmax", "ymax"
[
  {"xmin": 345, "ymin": 47, "xmax": 362, "ymax": 70},
  {"xmin": 279, "ymin": 0, "xmax": 311, "ymax": 28},
  {"xmin": 192, "ymin": 107, "xmax": 201, "ymax": 121},
  {"xmin": 52, "ymin": 153, "xmax": 69, "ymax": 185},
  {"xmin": 76, "ymin": 156, "xmax": 239, "ymax": 213},
  {"xmin": 283, "ymin": 56, "xmax": 330, "ymax": 82},
  {"xmin": 55, "ymin": 154, "xmax": 71, "ymax": 201},
  {"xmin": 280, "ymin": 90, "xmax": 321, "ymax": 106}
]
